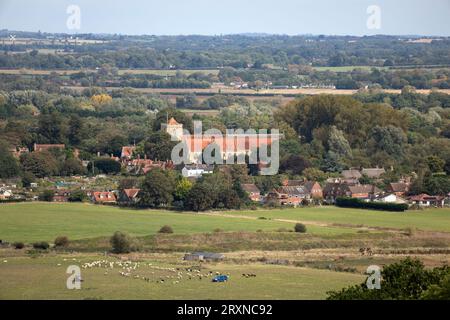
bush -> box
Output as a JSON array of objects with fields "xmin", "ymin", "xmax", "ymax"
[
  {"xmin": 335, "ymin": 197, "xmax": 408, "ymax": 212},
  {"xmin": 33, "ymin": 241, "xmax": 50, "ymax": 250},
  {"xmin": 54, "ymin": 236, "xmax": 69, "ymax": 248},
  {"xmin": 158, "ymin": 225, "xmax": 174, "ymax": 234},
  {"xmin": 14, "ymin": 242, "xmax": 25, "ymax": 249},
  {"xmin": 110, "ymin": 231, "xmax": 132, "ymax": 254},
  {"xmin": 38, "ymin": 190, "xmax": 54, "ymax": 202},
  {"xmin": 294, "ymin": 223, "xmax": 307, "ymax": 233},
  {"xmin": 213, "ymin": 228, "xmax": 224, "ymax": 233}
]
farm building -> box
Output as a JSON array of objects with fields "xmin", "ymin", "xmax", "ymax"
[{"xmin": 183, "ymin": 252, "xmax": 225, "ymax": 262}]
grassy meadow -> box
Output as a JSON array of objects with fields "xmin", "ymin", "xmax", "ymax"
[
  {"xmin": 0, "ymin": 253, "xmax": 363, "ymax": 300},
  {"xmin": 0, "ymin": 202, "xmax": 449, "ymax": 300}
]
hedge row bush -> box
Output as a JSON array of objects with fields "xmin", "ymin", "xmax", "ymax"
[{"xmin": 336, "ymin": 197, "xmax": 408, "ymax": 212}]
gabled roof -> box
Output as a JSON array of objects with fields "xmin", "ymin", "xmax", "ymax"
[
  {"xmin": 92, "ymin": 191, "xmax": 116, "ymax": 202},
  {"xmin": 301, "ymin": 181, "xmax": 321, "ymax": 192},
  {"xmin": 409, "ymin": 194, "xmax": 445, "ymax": 201},
  {"xmin": 284, "ymin": 180, "xmax": 304, "ymax": 186},
  {"xmin": 361, "ymin": 168, "xmax": 386, "ymax": 179},
  {"xmin": 168, "ymin": 117, "xmax": 180, "ymax": 125},
  {"xmin": 389, "ymin": 182, "xmax": 409, "ymax": 193},
  {"xmin": 241, "ymin": 184, "xmax": 260, "ymax": 194},
  {"xmin": 348, "ymin": 185, "xmax": 382, "ymax": 194},
  {"xmin": 121, "ymin": 146, "xmax": 136, "ymax": 158},
  {"xmin": 277, "ymin": 186, "xmax": 308, "ymax": 196},
  {"xmin": 123, "ymin": 189, "xmax": 140, "ymax": 199},
  {"xmin": 342, "ymin": 169, "xmax": 362, "ymax": 179}
]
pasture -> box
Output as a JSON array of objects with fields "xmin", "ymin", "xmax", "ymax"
[
  {"xmin": 0, "ymin": 203, "xmax": 449, "ymax": 300},
  {"xmin": 225, "ymin": 206, "xmax": 450, "ymax": 233},
  {"xmin": 0, "ymin": 253, "xmax": 363, "ymax": 300},
  {"xmin": 0, "ymin": 203, "xmax": 364, "ymax": 243}
]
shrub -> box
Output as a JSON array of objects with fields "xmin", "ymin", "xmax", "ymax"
[
  {"xmin": 335, "ymin": 197, "xmax": 408, "ymax": 212},
  {"xmin": 213, "ymin": 228, "xmax": 224, "ymax": 233},
  {"xmin": 110, "ymin": 231, "xmax": 132, "ymax": 254},
  {"xmin": 14, "ymin": 242, "xmax": 25, "ymax": 249},
  {"xmin": 33, "ymin": 241, "xmax": 50, "ymax": 250},
  {"xmin": 294, "ymin": 223, "xmax": 307, "ymax": 233},
  {"xmin": 38, "ymin": 190, "xmax": 54, "ymax": 202},
  {"xmin": 158, "ymin": 225, "xmax": 174, "ymax": 234},
  {"xmin": 54, "ymin": 236, "xmax": 69, "ymax": 248}
]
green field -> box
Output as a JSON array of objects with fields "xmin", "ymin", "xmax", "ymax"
[
  {"xmin": 231, "ymin": 206, "xmax": 450, "ymax": 232},
  {"xmin": 0, "ymin": 68, "xmax": 219, "ymax": 76},
  {"xmin": 0, "ymin": 203, "xmax": 449, "ymax": 300},
  {"xmin": 0, "ymin": 254, "xmax": 363, "ymax": 300},
  {"xmin": 0, "ymin": 203, "xmax": 358, "ymax": 243},
  {"xmin": 312, "ymin": 66, "xmax": 387, "ymax": 72}
]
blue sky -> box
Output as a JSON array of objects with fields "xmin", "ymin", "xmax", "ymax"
[{"xmin": 0, "ymin": 0, "xmax": 449, "ymax": 36}]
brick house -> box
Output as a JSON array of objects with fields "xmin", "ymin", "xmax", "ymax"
[
  {"xmin": 241, "ymin": 184, "xmax": 261, "ymax": 202},
  {"xmin": 323, "ymin": 183, "xmax": 383, "ymax": 203},
  {"xmin": 266, "ymin": 186, "xmax": 309, "ymax": 207},
  {"xmin": 387, "ymin": 182, "xmax": 410, "ymax": 197},
  {"xmin": 409, "ymin": 194, "xmax": 445, "ymax": 207},
  {"xmin": 91, "ymin": 191, "xmax": 117, "ymax": 204}
]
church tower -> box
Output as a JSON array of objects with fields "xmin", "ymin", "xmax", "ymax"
[{"xmin": 162, "ymin": 117, "xmax": 184, "ymax": 141}]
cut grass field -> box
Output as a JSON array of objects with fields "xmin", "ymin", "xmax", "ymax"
[
  {"xmin": 0, "ymin": 253, "xmax": 363, "ymax": 300},
  {"xmin": 227, "ymin": 206, "xmax": 450, "ymax": 233},
  {"xmin": 0, "ymin": 203, "xmax": 360, "ymax": 243},
  {"xmin": 312, "ymin": 66, "xmax": 388, "ymax": 72}
]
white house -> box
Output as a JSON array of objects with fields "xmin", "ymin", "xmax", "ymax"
[
  {"xmin": 375, "ymin": 194, "xmax": 407, "ymax": 204},
  {"xmin": 182, "ymin": 164, "xmax": 214, "ymax": 178},
  {"xmin": 0, "ymin": 188, "xmax": 13, "ymax": 200}
]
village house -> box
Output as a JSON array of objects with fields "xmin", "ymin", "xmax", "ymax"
[
  {"xmin": 341, "ymin": 169, "xmax": 362, "ymax": 184},
  {"xmin": 91, "ymin": 191, "xmax": 117, "ymax": 204},
  {"xmin": 53, "ymin": 190, "xmax": 71, "ymax": 202},
  {"xmin": 182, "ymin": 164, "xmax": 214, "ymax": 178},
  {"xmin": 340, "ymin": 167, "xmax": 386, "ymax": 184},
  {"xmin": 361, "ymin": 167, "xmax": 386, "ymax": 179},
  {"xmin": 375, "ymin": 193, "xmax": 407, "ymax": 204},
  {"xmin": 241, "ymin": 184, "xmax": 261, "ymax": 202},
  {"xmin": 120, "ymin": 146, "xmax": 136, "ymax": 161},
  {"xmin": 266, "ymin": 186, "xmax": 310, "ymax": 207},
  {"xmin": 282, "ymin": 180, "xmax": 323, "ymax": 200},
  {"xmin": 387, "ymin": 182, "xmax": 410, "ymax": 197},
  {"xmin": 323, "ymin": 183, "xmax": 383, "ymax": 203},
  {"xmin": 409, "ymin": 194, "xmax": 445, "ymax": 208},
  {"xmin": 0, "ymin": 187, "xmax": 13, "ymax": 200},
  {"xmin": 125, "ymin": 158, "xmax": 175, "ymax": 175},
  {"xmin": 118, "ymin": 188, "xmax": 141, "ymax": 205}
]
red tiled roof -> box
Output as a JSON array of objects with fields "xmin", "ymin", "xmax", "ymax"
[
  {"xmin": 121, "ymin": 146, "xmax": 136, "ymax": 158},
  {"xmin": 409, "ymin": 194, "xmax": 444, "ymax": 201},
  {"xmin": 123, "ymin": 189, "xmax": 140, "ymax": 199},
  {"xmin": 92, "ymin": 191, "xmax": 116, "ymax": 203}
]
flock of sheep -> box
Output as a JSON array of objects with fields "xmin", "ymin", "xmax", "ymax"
[{"xmin": 77, "ymin": 259, "xmax": 232, "ymax": 285}]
